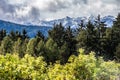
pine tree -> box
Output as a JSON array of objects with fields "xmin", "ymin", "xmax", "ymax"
[
  {"xmin": 20, "ymin": 38, "xmax": 29, "ymax": 57},
  {"xmin": 48, "ymin": 23, "xmax": 65, "ymax": 48},
  {"xmin": 112, "ymin": 13, "xmax": 120, "ymax": 60},
  {"xmin": 36, "ymin": 40, "xmax": 45, "ymax": 56},
  {"xmin": 76, "ymin": 30, "xmax": 87, "ymax": 49},
  {"xmin": 94, "ymin": 15, "xmax": 107, "ymax": 56},
  {"xmin": 26, "ymin": 38, "xmax": 37, "ymax": 56},
  {"xmin": 45, "ymin": 38, "xmax": 60, "ymax": 63},
  {"xmin": 114, "ymin": 43, "xmax": 120, "ymax": 62},
  {"xmin": 13, "ymin": 38, "xmax": 22, "ymax": 55},
  {"xmin": 9, "ymin": 30, "xmax": 16, "ymax": 41},
  {"xmin": 22, "ymin": 29, "xmax": 29, "ymax": 40},
  {"xmin": 15, "ymin": 31, "xmax": 22, "ymax": 39},
  {"xmin": 35, "ymin": 31, "xmax": 45, "ymax": 42},
  {"xmin": 59, "ymin": 42, "xmax": 70, "ymax": 64},
  {"xmin": 86, "ymin": 21, "xmax": 96, "ymax": 53},
  {"xmin": 0, "ymin": 36, "xmax": 13, "ymax": 55},
  {"xmin": 0, "ymin": 29, "xmax": 6, "ymax": 41},
  {"xmin": 64, "ymin": 26, "xmax": 76, "ymax": 55}
]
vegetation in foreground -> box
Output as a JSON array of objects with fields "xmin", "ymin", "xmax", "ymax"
[
  {"xmin": 0, "ymin": 13, "xmax": 120, "ymax": 80},
  {"xmin": 0, "ymin": 49, "xmax": 119, "ymax": 80}
]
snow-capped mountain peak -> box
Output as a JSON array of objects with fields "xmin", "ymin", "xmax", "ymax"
[
  {"xmin": 0, "ymin": 15, "xmax": 116, "ymax": 37},
  {"xmin": 24, "ymin": 15, "xmax": 115, "ymax": 28}
]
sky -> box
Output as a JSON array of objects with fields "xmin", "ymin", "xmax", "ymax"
[{"xmin": 0, "ymin": 0, "xmax": 120, "ymax": 23}]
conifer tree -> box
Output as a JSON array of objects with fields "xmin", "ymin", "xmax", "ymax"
[
  {"xmin": 26, "ymin": 38, "xmax": 37, "ymax": 56},
  {"xmin": 36, "ymin": 40, "xmax": 45, "ymax": 56},
  {"xmin": 13, "ymin": 38, "xmax": 22, "ymax": 55},
  {"xmin": 35, "ymin": 31, "xmax": 45, "ymax": 42},
  {"xmin": 45, "ymin": 38, "xmax": 60, "ymax": 63},
  {"xmin": 112, "ymin": 13, "xmax": 120, "ymax": 60},
  {"xmin": 48, "ymin": 23, "xmax": 65, "ymax": 48},
  {"xmin": 22, "ymin": 29, "xmax": 29, "ymax": 40},
  {"xmin": 64, "ymin": 26, "xmax": 76, "ymax": 55},
  {"xmin": 15, "ymin": 31, "xmax": 22, "ymax": 39},
  {"xmin": 0, "ymin": 29, "xmax": 6, "ymax": 41},
  {"xmin": 9, "ymin": 30, "xmax": 16, "ymax": 41},
  {"xmin": 114, "ymin": 43, "xmax": 120, "ymax": 61},
  {"xmin": 20, "ymin": 38, "xmax": 29, "ymax": 57},
  {"xmin": 76, "ymin": 20, "xmax": 87, "ymax": 49},
  {"xmin": 59, "ymin": 42, "xmax": 69, "ymax": 64},
  {"xmin": 0, "ymin": 36, "xmax": 13, "ymax": 55}
]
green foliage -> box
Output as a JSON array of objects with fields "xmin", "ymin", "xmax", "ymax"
[
  {"xmin": 13, "ymin": 38, "xmax": 22, "ymax": 54},
  {"xmin": 0, "ymin": 36, "xmax": 13, "ymax": 54},
  {"xmin": 0, "ymin": 49, "xmax": 119, "ymax": 80},
  {"xmin": 0, "ymin": 29, "xmax": 6, "ymax": 41},
  {"xmin": 36, "ymin": 40, "xmax": 45, "ymax": 56},
  {"xmin": 48, "ymin": 23, "xmax": 65, "ymax": 48},
  {"xmin": 0, "ymin": 14, "xmax": 119, "ymax": 80},
  {"xmin": 35, "ymin": 31, "xmax": 45, "ymax": 41},
  {"xmin": 0, "ymin": 54, "xmax": 47, "ymax": 80},
  {"xmin": 45, "ymin": 38, "xmax": 60, "ymax": 63},
  {"xmin": 47, "ymin": 49, "xmax": 120, "ymax": 80},
  {"xmin": 115, "ymin": 43, "xmax": 120, "ymax": 62},
  {"xmin": 26, "ymin": 38, "xmax": 37, "ymax": 56}
]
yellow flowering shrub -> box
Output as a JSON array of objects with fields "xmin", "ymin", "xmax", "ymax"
[{"xmin": 0, "ymin": 49, "xmax": 119, "ymax": 80}]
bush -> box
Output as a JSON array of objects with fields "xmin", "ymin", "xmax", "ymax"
[
  {"xmin": 0, "ymin": 49, "xmax": 119, "ymax": 80},
  {"xmin": 47, "ymin": 49, "xmax": 120, "ymax": 80}
]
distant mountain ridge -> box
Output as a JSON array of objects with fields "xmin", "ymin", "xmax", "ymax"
[
  {"xmin": 0, "ymin": 15, "xmax": 116, "ymax": 37},
  {"xmin": 0, "ymin": 20, "xmax": 51, "ymax": 37},
  {"xmin": 24, "ymin": 15, "xmax": 116, "ymax": 28}
]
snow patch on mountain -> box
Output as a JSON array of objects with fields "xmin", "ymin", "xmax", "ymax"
[
  {"xmin": 0, "ymin": 15, "xmax": 116, "ymax": 37},
  {"xmin": 24, "ymin": 15, "xmax": 116, "ymax": 28}
]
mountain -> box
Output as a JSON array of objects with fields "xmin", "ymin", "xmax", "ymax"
[
  {"xmin": 24, "ymin": 15, "xmax": 116, "ymax": 28},
  {"xmin": 0, "ymin": 20, "xmax": 52, "ymax": 37},
  {"xmin": 0, "ymin": 15, "xmax": 116, "ymax": 37}
]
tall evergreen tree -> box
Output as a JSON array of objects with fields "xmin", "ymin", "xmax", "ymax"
[
  {"xmin": 48, "ymin": 23, "xmax": 65, "ymax": 48},
  {"xmin": 45, "ymin": 38, "xmax": 60, "ymax": 63},
  {"xmin": 22, "ymin": 29, "xmax": 29, "ymax": 40},
  {"xmin": 114, "ymin": 43, "xmax": 120, "ymax": 62},
  {"xmin": 112, "ymin": 13, "xmax": 120, "ymax": 60},
  {"xmin": 86, "ymin": 21, "xmax": 96, "ymax": 53},
  {"xmin": 0, "ymin": 36, "xmax": 13, "ymax": 55},
  {"xmin": 9, "ymin": 30, "xmax": 16, "ymax": 41},
  {"xmin": 35, "ymin": 31, "xmax": 45, "ymax": 42},
  {"xmin": 0, "ymin": 29, "xmax": 6, "ymax": 41},
  {"xmin": 26, "ymin": 38, "xmax": 37, "ymax": 56},
  {"xmin": 15, "ymin": 31, "xmax": 22, "ymax": 39},
  {"xmin": 36, "ymin": 40, "xmax": 45, "ymax": 56},
  {"xmin": 64, "ymin": 26, "xmax": 76, "ymax": 55},
  {"xmin": 13, "ymin": 38, "xmax": 22, "ymax": 55},
  {"xmin": 20, "ymin": 38, "xmax": 29, "ymax": 57}
]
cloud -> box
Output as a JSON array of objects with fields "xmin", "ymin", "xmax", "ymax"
[
  {"xmin": 0, "ymin": 0, "xmax": 119, "ymax": 22},
  {"xmin": 45, "ymin": 0, "xmax": 69, "ymax": 12},
  {"xmin": 73, "ymin": 0, "xmax": 88, "ymax": 5},
  {"xmin": 0, "ymin": 0, "xmax": 16, "ymax": 13},
  {"xmin": 29, "ymin": 7, "xmax": 40, "ymax": 20}
]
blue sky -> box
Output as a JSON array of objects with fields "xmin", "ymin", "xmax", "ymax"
[{"xmin": 0, "ymin": 0, "xmax": 119, "ymax": 23}]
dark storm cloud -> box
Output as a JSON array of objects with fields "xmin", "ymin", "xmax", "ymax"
[
  {"xmin": 45, "ymin": 0, "xmax": 88, "ymax": 12},
  {"xmin": 0, "ymin": 0, "xmax": 119, "ymax": 22},
  {"xmin": 73, "ymin": 0, "xmax": 88, "ymax": 5},
  {"xmin": 0, "ymin": 0, "xmax": 41, "ymax": 22},
  {"xmin": 45, "ymin": 0, "xmax": 69, "ymax": 12},
  {"xmin": 0, "ymin": 0, "xmax": 17, "ymax": 13},
  {"xmin": 29, "ymin": 7, "xmax": 40, "ymax": 20},
  {"xmin": 116, "ymin": 0, "xmax": 120, "ymax": 2}
]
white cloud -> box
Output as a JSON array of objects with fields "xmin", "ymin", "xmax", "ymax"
[{"xmin": 0, "ymin": 0, "xmax": 119, "ymax": 22}]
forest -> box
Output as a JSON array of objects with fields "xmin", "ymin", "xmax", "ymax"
[{"xmin": 0, "ymin": 14, "xmax": 120, "ymax": 80}]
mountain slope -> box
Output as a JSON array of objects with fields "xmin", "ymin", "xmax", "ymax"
[
  {"xmin": 0, "ymin": 15, "xmax": 116, "ymax": 37},
  {"xmin": 25, "ymin": 15, "xmax": 116, "ymax": 28},
  {"xmin": 0, "ymin": 20, "xmax": 52, "ymax": 37}
]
